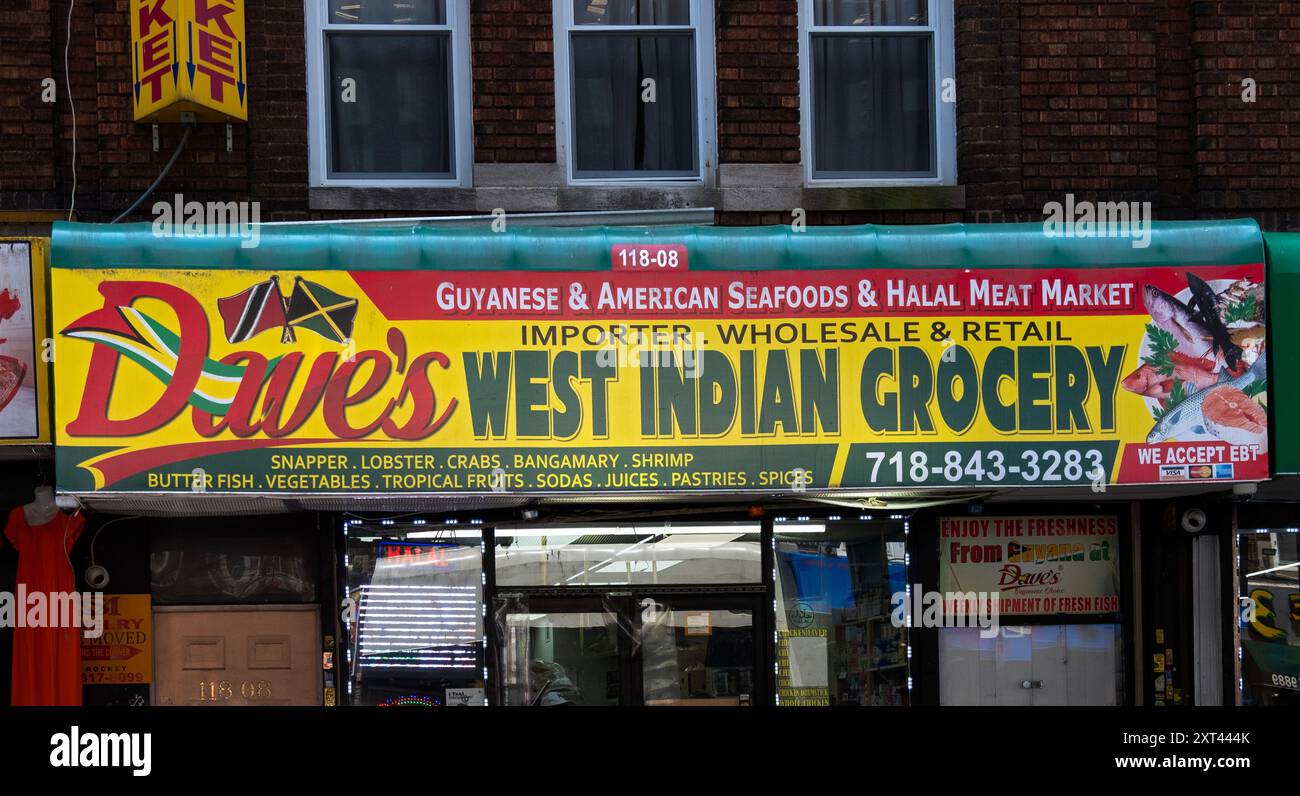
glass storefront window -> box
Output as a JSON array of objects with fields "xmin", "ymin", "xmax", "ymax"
[
  {"xmin": 774, "ymin": 520, "xmax": 908, "ymax": 706},
  {"xmin": 344, "ymin": 523, "xmax": 485, "ymax": 706},
  {"xmin": 494, "ymin": 523, "xmax": 762, "ymax": 587},
  {"xmin": 1238, "ymin": 528, "xmax": 1300, "ymax": 705},
  {"xmin": 642, "ymin": 605, "xmax": 755, "ymax": 706},
  {"xmin": 501, "ymin": 607, "xmax": 622, "ymax": 706}
]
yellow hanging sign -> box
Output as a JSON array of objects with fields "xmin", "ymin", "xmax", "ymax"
[{"xmin": 131, "ymin": 0, "xmax": 248, "ymax": 123}]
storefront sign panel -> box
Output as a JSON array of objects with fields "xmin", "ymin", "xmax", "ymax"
[{"xmin": 51, "ymin": 263, "xmax": 1268, "ymax": 493}]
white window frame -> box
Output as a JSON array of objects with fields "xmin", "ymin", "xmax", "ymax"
[
  {"xmin": 799, "ymin": 0, "xmax": 956, "ymax": 186},
  {"xmin": 553, "ymin": 0, "xmax": 716, "ymax": 186},
  {"xmin": 305, "ymin": 0, "xmax": 473, "ymax": 188}
]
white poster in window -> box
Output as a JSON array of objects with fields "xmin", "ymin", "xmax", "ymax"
[
  {"xmin": 938, "ymin": 516, "xmax": 1121, "ymax": 615},
  {"xmin": 0, "ymin": 240, "xmax": 42, "ymax": 441},
  {"xmin": 445, "ymin": 687, "xmax": 485, "ymax": 706}
]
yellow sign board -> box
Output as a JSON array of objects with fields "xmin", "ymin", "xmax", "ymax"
[
  {"xmin": 82, "ymin": 594, "xmax": 153, "ymax": 686},
  {"xmin": 51, "ymin": 263, "xmax": 1269, "ymax": 493},
  {"xmin": 131, "ymin": 0, "xmax": 248, "ymax": 123}
]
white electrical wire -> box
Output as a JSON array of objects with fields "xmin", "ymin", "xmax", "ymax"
[{"xmin": 64, "ymin": 0, "xmax": 77, "ymax": 221}]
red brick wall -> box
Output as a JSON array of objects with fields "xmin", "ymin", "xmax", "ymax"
[
  {"xmin": 471, "ymin": 0, "xmax": 554, "ymax": 163},
  {"xmin": 716, "ymin": 0, "xmax": 800, "ymax": 164},
  {"xmin": 1189, "ymin": 1, "xmax": 1300, "ymax": 231},
  {"xmin": 1019, "ymin": 1, "xmax": 1159, "ymax": 203},
  {"xmin": 2, "ymin": 0, "xmax": 1298, "ymax": 229},
  {"xmin": 0, "ymin": 0, "xmax": 57, "ymax": 209},
  {"xmin": 956, "ymin": 0, "xmax": 1029, "ymax": 221},
  {"xmin": 245, "ymin": 0, "xmax": 309, "ymax": 218}
]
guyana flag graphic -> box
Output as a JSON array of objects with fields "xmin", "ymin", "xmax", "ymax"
[
  {"xmin": 61, "ymin": 305, "xmax": 280, "ymax": 416},
  {"xmin": 284, "ymin": 277, "xmax": 358, "ymax": 343}
]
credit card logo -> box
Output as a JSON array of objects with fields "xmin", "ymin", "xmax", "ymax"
[{"xmin": 1160, "ymin": 465, "xmax": 1188, "ymax": 481}]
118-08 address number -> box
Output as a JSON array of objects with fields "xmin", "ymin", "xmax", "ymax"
[
  {"xmin": 865, "ymin": 448, "xmax": 1107, "ymax": 484},
  {"xmin": 198, "ymin": 680, "xmax": 273, "ymax": 701}
]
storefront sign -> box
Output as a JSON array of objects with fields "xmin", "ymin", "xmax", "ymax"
[
  {"xmin": 0, "ymin": 239, "xmax": 50, "ymax": 445},
  {"xmin": 130, "ymin": 0, "xmax": 248, "ymax": 122},
  {"xmin": 938, "ymin": 516, "xmax": 1121, "ymax": 615},
  {"xmin": 82, "ymin": 594, "xmax": 153, "ymax": 686},
  {"xmin": 50, "ymin": 260, "xmax": 1268, "ymax": 493}
]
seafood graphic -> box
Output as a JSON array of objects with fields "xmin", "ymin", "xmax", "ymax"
[{"xmin": 1123, "ymin": 273, "xmax": 1268, "ymax": 449}]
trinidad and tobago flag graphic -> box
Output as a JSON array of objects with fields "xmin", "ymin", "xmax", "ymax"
[{"xmin": 217, "ymin": 275, "xmax": 289, "ymax": 343}]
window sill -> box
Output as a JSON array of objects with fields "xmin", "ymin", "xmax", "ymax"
[{"xmin": 308, "ymin": 180, "xmax": 965, "ymax": 214}]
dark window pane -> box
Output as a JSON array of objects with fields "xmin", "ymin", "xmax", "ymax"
[
  {"xmin": 151, "ymin": 524, "xmax": 317, "ymax": 604},
  {"xmin": 812, "ymin": 34, "xmax": 933, "ymax": 176},
  {"xmin": 571, "ymin": 34, "xmax": 697, "ymax": 175},
  {"xmin": 328, "ymin": 33, "xmax": 452, "ymax": 177},
  {"xmin": 813, "ymin": 0, "xmax": 927, "ymax": 26},
  {"xmin": 329, "ymin": 0, "xmax": 446, "ymax": 25},
  {"xmin": 574, "ymin": 0, "xmax": 690, "ymax": 25}
]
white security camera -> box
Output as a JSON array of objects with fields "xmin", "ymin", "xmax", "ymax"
[
  {"xmin": 1180, "ymin": 508, "xmax": 1208, "ymax": 534},
  {"xmin": 84, "ymin": 564, "xmax": 110, "ymax": 590}
]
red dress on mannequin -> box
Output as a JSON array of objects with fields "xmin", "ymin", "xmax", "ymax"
[{"xmin": 3, "ymin": 506, "xmax": 85, "ymax": 706}]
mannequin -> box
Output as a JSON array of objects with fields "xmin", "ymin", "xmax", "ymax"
[
  {"xmin": 22, "ymin": 485, "xmax": 59, "ymax": 527},
  {"xmin": 4, "ymin": 486, "xmax": 85, "ymax": 705}
]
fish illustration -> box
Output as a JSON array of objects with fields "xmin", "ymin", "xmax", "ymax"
[
  {"xmin": 1143, "ymin": 284, "xmax": 1242, "ymax": 369},
  {"xmin": 1147, "ymin": 357, "xmax": 1265, "ymax": 443},
  {"xmin": 1121, "ymin": 353, "xmax": 1219, "ymax": 400},
  {"xmin": 1219, "ymin": 277, "xmax": 1265, "ymax": 322},
  {"xmin": 1121, "ymin": 364, "xmax": 1173, "ymax": 400},
  {"xmin": 1185, "ymin": 272, "xmax": 1243, "ymax": 369},
  {"xmin": 1202, "ymin": 386, "xmax": 1268, "ymax": 449}
]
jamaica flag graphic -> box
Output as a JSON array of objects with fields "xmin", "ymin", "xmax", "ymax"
[{"xmin": 284, "ymin": 277, "xmax": 359, "ymax": 343}]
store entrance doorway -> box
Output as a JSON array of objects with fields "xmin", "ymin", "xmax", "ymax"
[
  {"xmin": 938, "ymin": 624, "xmax": 1122, "ymax": 705},
  {"xmin": 498, "ymin": 593, "xmax": 763, "ymax": 706},
  {"xmin": 153, "ymin": 606, "xmax": 323, "ymax": 706}
]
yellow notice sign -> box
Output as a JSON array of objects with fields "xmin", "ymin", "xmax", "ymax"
[
  {"xmin": 82, "ymin": 594, "xmax": 153, "ymax": 686},
  {"xmin": 131, "ymin": 0, "xmax": 248, "ymax": 122}
]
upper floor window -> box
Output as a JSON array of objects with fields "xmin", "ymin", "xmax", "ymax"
[
  {"xmin": 306, "ymin": 1, "xmax": 472, "ymax": 186},
  {"xmin": 801, "ymin": 1, "xmax": 955, "ymax": 183},
  {"xmin": 556, "ymin": 1, "xmax": 715, "ymax": 182}
]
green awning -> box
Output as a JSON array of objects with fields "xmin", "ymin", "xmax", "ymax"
[
  {"xmin": 51, "ymin": 219, "xmax": 1264, "ymax": 272},
  {"xmin": 1266, "ymin": 232, "xmax": 1300, "ymax": 473}
]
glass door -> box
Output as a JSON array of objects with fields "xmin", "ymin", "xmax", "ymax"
[
  {"xmin": 638, "ymin": 595, "xmax": 759, "ymax": 706},
  {"xmin": 496, "ymin": 593, "xmax": 763, "ymax": 705},
  {"xmin": 498, "ymin": 597, "xmax": 631, "ymax": 706}
]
